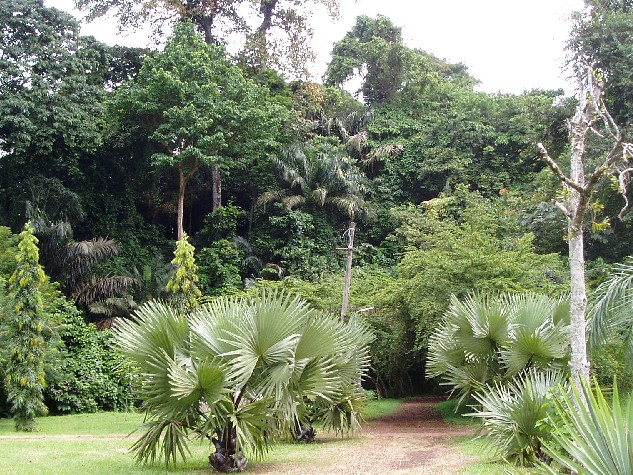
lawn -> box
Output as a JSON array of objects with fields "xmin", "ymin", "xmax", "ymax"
[
  {"xmin": 0, "ymin": 399, "xmax": 402, "ymax": 475},
  {"xmin": 0, "ymin": 398, "xmax": 538, "ymax": 475}
]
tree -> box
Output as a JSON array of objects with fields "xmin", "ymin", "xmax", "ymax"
[
  {"xmin": 257, "ymin": 139, "xmax": 368, "ymax": 221},
  {"xmin": 114, "ymin": 291, "xmax": 373, "ymax": 471},
  {"xmin": 75, "ymin": 0, "xmax": 338, "ymax": 74},
  {"xmin": 114, "ymin": 22, "xmax": 287, "ymax": 238},
  {"xmin": 75, "ymin": 0, "xmax": 339, "ymax": 210},
  {"xmin": 3, "ymin": 223, "xmax": 49, "ymax": 431},
  {"xmin": 569, "ymin": 0, "xmax": 633, "ymax": 125},
  {"xmin": 537, "ymin": 65, "xmax": 633, "ymax": 394},
  {"xmin": 165, "ymin": 233, "xmax": 202, "ymax": 312},
  {"xmin": 0, "ymin": 0, "xmax": 105, "ymax": 173}
]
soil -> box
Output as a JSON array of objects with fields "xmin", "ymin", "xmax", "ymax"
[{"xmin": 252, "ymin": 396, "xmax": 478, "ymax": 475}]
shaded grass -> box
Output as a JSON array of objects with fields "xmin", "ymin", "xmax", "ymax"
[
  {"xmin": 433, "ymin": 397, "xmax": 478, "ymax": 425},
  {"xmin": 361, "ymin": 397, "xmax": 401, "ymax": 420}
]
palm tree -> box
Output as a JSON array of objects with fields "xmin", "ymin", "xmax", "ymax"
[
  {"xmin": 426, "ymin": 292, "xmax": 570, "ymax": 405},
  {"xmin": 257, "ymin": 140, "xmax": 369, "ymax": 221},
  {"xmin": 113, "ymin": 290, "xmax": 373, "ymax": 472},
  {"xmin": 589, "ymin": 257, "xmax": 633, "ymax": 357}
]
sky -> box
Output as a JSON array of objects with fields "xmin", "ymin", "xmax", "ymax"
[{"xmin": 44, "ymin": 0, "xmax": 585, "ymax": 95}]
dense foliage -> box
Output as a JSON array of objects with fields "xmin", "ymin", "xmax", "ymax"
[{"xmin": 2, "ymin": 8, "xmax": 633, "ymax": 475}]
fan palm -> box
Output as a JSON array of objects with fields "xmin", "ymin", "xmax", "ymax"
[
  {"xmin": 468, "ymin": 368, "xmax": 568, "ymax": 466},
  {"xmin": 114, "ymin": 290, "xmax": 373, "ymax": 472},
  {"xmin": 426, "ymin": 292, "xmax": 570, "ymax": 404}
]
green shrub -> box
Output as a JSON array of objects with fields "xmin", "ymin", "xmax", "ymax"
[{"xmin": 46, "ymin": 305, "xmax": 135, "ymax": 413}]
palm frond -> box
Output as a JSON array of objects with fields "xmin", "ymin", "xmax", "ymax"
[
  {"xmin": 543, "ymin": 378, "xmax": 633, "ymax": 475},
  {"xmin": 71, "ymin": 275, "xmax": 139, "ymax": 306},
  {"xmin": 469, "ymin": 368, "xmax": 568, "ymax": 466},
  {"xmin": 64, "ymin": 238, "xmax": 121, "ymax": 287},
  {"xmin": 589, "ymin": 258, "xmax": 633, "ymax": 352}
]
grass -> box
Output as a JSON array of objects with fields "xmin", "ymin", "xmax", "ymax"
[
  {"xmin": 0, "ymin": 397, "xmax": 403, "ymax": 475},
  {"xmin": 361, "ymin": 397, "xmax": 401, "ymax": 420},
  {"xmin": 433, "ymin": 397, "xmax": 478, "ymax": 425}
]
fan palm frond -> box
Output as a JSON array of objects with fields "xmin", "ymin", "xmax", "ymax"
[
  {"xmin": 116, "ymin": 291, "xmax": 373, "ymax": 469},
  {"xmin": 427, "ymin": 292, "xmax": 570, "ymax": 403},
  {"xmin": 469, "ymin": 368, "xmax": 568, "ymax": 466}
]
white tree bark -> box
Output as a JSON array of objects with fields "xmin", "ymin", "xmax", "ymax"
[{"xmin": 538, "ymin": 64, "xmax": 632, "ymax": 398}]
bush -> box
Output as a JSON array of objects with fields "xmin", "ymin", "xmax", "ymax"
[{"xmin": 46, "ymin": 304, "xmax": 135, "ymax": 413}]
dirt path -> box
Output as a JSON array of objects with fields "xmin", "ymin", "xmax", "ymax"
[{"xmin": 253, "ymin": 397, "xmax": 477, "ymax": 475}]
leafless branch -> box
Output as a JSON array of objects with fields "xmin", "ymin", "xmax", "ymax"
[{"xmin": 537, "ymin": 143, "xmax": 584, "ymax": 193}]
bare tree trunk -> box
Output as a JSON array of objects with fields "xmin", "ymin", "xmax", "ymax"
[
  {"xmin": 177, "ymin": 166, "xmax": 187, "ymax": 241},
  {"xmin": 340, "ymin": 221, "xmax": 355, "ymax": 322},
  {"xmin": 212, "ymin": 165, "xmax": 222, "ymax": 211},
  {"xmin": 538, "ymin": 65, "xmax": 633, "ymax": 402},
  {"xmin": 567, "ymin": 98, "xmax": 591, "ymax": 388}
]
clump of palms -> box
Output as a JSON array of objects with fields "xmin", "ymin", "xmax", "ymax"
[
  {"xmin": 26, "ymin": 193, "xmax": 137, "ymax": 326},
  {"xmin": 468, "ymin": 368, "xmax": 568, "ymax": 466},
  {"xmin": 426, "ymin": 292, "xmax": 570, "ymax": 405},
  {"xmin": 114, "ymin": 290, "xmax": 373, "ymax": 472}
]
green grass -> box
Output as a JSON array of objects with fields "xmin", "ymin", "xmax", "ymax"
[
  {"xmin": 433, "ymin": 397, "xmax": 478, "ymax": 425},
  {"xmin": 0, "ymin": 398, "xmax": 401, "ymax": 475},
  {"xmin": 361, "ymin": 397, "xmax": 401, "ymax": 420},
  {"xmin": 458, "ymin": 438, "xmax": 540, "ymax": 474}
]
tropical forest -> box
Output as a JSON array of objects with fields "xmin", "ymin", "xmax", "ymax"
[{"xmin": 2, "ymin": 0, "xmax": 633, "ymax": 473}]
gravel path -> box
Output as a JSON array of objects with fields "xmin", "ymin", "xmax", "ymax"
[{"xmin": 252, "ymin": 397, "xmax": 477, "ymax": 475}]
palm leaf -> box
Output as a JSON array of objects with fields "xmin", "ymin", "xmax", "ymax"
[{"xmin": 542, "ymin": 378, "xmax": 633, "ymax": 475}]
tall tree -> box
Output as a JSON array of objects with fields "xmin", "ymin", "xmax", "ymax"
[
  {"xmin": 114, "ymin": 22, "xmax": 287, "ymax": 239},
  {"xmin": 569, "ymin": 0, "xmax": 633, "ymax": 125},
  {"xmin": 4, "ymin": 223, "xmax": 48, "ymax": 431},
  {"xmin": 75, "ymin": 0, "xmax": 339, "ymax": 210},
  {"xmin": 538, "ymin": 65, "xmax": 633, "ymax": 394},
  {"xmin": 0, "ymin": 0, "xmax": 108, "ymax": 224},
  {"xmin": 0, "ymin": 1, "xmax": 105, "ymax": 166}
]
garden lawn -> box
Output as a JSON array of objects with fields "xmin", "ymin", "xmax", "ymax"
[{"xmin": 0, "ymin": 400, "xmax": 403, "ymax": 475}]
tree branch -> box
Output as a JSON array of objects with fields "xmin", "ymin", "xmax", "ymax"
[{"xmin": 537, "ymin": 143, "xmax": 584, "ymax": 193}]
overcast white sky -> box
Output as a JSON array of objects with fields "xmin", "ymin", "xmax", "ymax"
[{"xmin": 44, "ymin": 0, "xmax": 584, "ymax": 95}]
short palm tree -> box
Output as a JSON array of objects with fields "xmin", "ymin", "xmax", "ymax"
[
  {"xmin": 426, "ymin": 292, "xmax": 570, "ymax": 404},
  {"xmin": 468, "ymin": 368, "xmax": 568, "ymax": 466},
  {"xmin": 541, "ymin": 378, "xmax": 633, "ymax": 475},
  {"xmin": 114, "ymin": 290, "xmax": 373, "ymax": 472}
]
